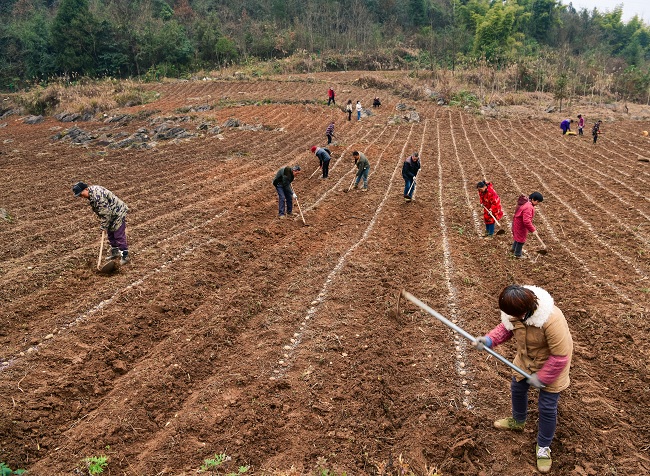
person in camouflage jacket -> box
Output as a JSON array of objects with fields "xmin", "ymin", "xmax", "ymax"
[{"xmin": 73, "ymin": 181, "xmax": 130, "ymax": 264}]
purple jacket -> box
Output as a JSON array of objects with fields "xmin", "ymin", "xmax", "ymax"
[
  {"xmin": 560, "ymin": 119, "xmax": 571, "ymax": 132},
  {"xmin": 512, "ymin": 195, "xmax": 536, "ymax": 243}
]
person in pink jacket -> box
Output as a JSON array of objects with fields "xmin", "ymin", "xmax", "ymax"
[{"xmin": 511, "ymin": 192, "xmax": 543, "ymax": 258}]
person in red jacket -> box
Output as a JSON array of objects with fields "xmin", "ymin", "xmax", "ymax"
[
  {"xmin": 477, "ymin": 180, "xmax": 504, "ymax": 237},
  {"xmin": 511, "ymin": 192, "xmax": 543, "ymax": 258},
  {"xmin": 327, "ymin": 87, "xmax": 336, "ymax": 106}
]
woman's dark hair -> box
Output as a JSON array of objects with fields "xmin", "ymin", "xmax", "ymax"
[
  {"xmin": 498, "ymin": 285, "xmax": 538, "ymax": 321},
  {"xmin": 476, "ymin": 180, "xmax": 487, "ymax": 188},
  {"xmin": 529, "ymin": 191, "xmax": 544, "ymax": 202}
]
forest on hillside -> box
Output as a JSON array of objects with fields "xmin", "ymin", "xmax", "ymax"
[{"xmin": 1, "ymin": 0, "xmax": 649, "ymax": 102}]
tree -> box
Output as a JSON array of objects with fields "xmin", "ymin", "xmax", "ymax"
[
  {"xmin": 12, "ymin": 10, "xmax": 55, "ymax": 79},
  {"xmin": 50, "ymin": 0, "xmax": 98, "ymax": 75},
  {"xmin": 472, "ymin": 1, "xmax": 526, "ymax": 64},
  {"xmin": 554, "ymin": 72, "xmax": 569, "ymax": 111}
]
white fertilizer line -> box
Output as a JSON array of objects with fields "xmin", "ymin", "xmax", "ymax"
[
  {"xmin": 458, "ymin": 112, "xmax": 511, "ymax": 229},
  {"xmin": 270, "ymin": 123, "xmax": 416, "ymax": 380},
  {"xmin": 435, "ymin": 119, "xmax": 473, "ymax": 409},
  {"xmin": 0, "ymin": 211, "xmax": 228, "ymax": 374},
  {"xmin": 408, "ymin": 115, "xmax": 428, "ymax": 201},
  {"xmin": 448, "ymin": 111, "xmax": 483, "ymax": 237}
]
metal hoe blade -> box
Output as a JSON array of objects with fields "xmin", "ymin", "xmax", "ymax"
[
  {"xmin": 98, "ymin": 260, "xmax": 116, "ymax": 274},
  {"xmin": 399, "ymin": 290, "xmax": 534, "ymax": 380}
]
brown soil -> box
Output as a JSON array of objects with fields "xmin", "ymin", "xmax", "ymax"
[{"xmin": 1, "ymin": 72, "xmax": 649, "ymax": 476}]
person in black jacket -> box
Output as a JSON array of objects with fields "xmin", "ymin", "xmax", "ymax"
[
  {"xmin": 402, "ymin": 152, "xmax": 420, "ymax": 201},
  {"xmin": 592, "ymin": 120, "xmax": 602, "ymax": 144},
  {"xmin": 273, "ymin": 165, "xmax": 301, "ymax": 219}
]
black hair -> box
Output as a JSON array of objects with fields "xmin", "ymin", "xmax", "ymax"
[
  {"xmin": 529, "ymin": 191, "xmax": 544, "ymax": 202},
  {"xmin": 476, "ymin": 181, "xmax": 487, "ymax": 188},
  {"xmin": 498, "ymin": 285, "xmax": 538, "ymax": 320}
]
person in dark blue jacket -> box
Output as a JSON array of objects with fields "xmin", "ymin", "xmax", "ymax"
[
  {"xmin": 311, "ymin": 146, "xmax": 331, "ymax": 179},
  {"xmin": 273, "ymin": 165, "xmax": 301, "ymax": 219},
  {"xmin": 402, "ymin": 152, "xmax": 420, "ymax": 201}
]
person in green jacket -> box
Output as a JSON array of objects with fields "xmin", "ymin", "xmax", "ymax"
[
  {"xmin": 352, "ymin": 151, "xmax": 370, "ymax": 191},
  {"xmin": 272, "ymin": 165, "xmax": 301, "ymax": 218}
]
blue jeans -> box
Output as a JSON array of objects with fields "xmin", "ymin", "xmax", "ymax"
[
  {"xmin": 357, "ymin": 110, "xmax": 361, "ymax": 120},
  {"xmin": 511, "ymin": 377, "xmax": 561, "ymax": 448},
  {"xmin": 276, "ymin": 185, "xmax": 293, "ymax": 216},
  {"xmin": 403, "ymin": 177, "xmax": 415, "ymax": 198},
  {"xmin": 485, "ymin": 223, "xmax": 495, "ymax": 235},
  {"xmin": 512, "ymin": 241, "xmax": 524, "ymax": 257},
  {"xmin": 355, "ymin": 168, "xmax": 369, "ymax": 188}
]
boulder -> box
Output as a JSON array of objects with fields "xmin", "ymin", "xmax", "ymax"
[
  {"xmin": 54, "ymin": 112, "xmax": 82, "ymax": 123},
  {"xmin": 223, "ymin": 118, "xmax": 241, "ymax": 127},
  {"xmin": 24, "ymin": 115, "xmax": 44, "ymax": 124}
]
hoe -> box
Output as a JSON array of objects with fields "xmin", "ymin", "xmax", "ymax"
[
  {"xmin": 96, "ymin": 230, "xmax": 117, "ymax": 274},
  {"xmin": 398, "ymin": 290, "xmax": 538, "ymax": 382},
  {"xmin": 291, "ymin": 187, "xmax": 309, "ymax": 227},
  {"xmin": 532, "ymin": 232, "xmax": 548, "ymax": 255},
  {"xmin": 482, "ymin": 205, "xmax": 506, "ymax": 236},
  {"xmin": 343, "ymin": 175, "xmax": 356, "ymax": 193}
]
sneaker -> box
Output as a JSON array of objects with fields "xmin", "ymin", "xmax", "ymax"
[
  {"xmin": 361, "ymin": 188, "xmax": 367, "ymax": 192},
  {"xmin": 120, "ymin": 250, "xmax": 130, "ymax": 265},
  {"xmin": 107, "ymin": 247, "xmax": 121, "ymax": 261},
  {"xmin": 405, "ymin": 197, "xmax": 412, "ymax": 202},
  {"xmin": 536, "ymin": 445, "xmax": 552, "ymax": 473},
  {"xmin": 493, "ymin": 417, "xmax": 525, "ymax": 431},
  {"xmin": 353, "ymin": 184, "xmax": 359, "ymax": 190},
  {"xmin": 278, "ymin": 214, "xmax": 286, "ymax": 219},
  {"xmin": 287, "ymin": 213, "xmax": 296, "ymax": 218}
]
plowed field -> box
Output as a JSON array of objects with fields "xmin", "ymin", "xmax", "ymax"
[{"xmin": 1, "ymin": 73, "xmax": 649, "ymax": 476}]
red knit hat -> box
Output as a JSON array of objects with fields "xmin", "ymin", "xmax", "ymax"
[{"xmin": 311, "ymin": 146, "xmax": 317, "ymax": 153}]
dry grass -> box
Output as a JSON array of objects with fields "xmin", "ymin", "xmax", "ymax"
[{"xmin": 14, "ymin": 78, "xmax": 158, "ymax": 116}]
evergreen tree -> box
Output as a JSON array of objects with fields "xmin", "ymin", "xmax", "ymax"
[{"xmin": 50, "ymin": 0, "xmax": 98, "ymax": 75}]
